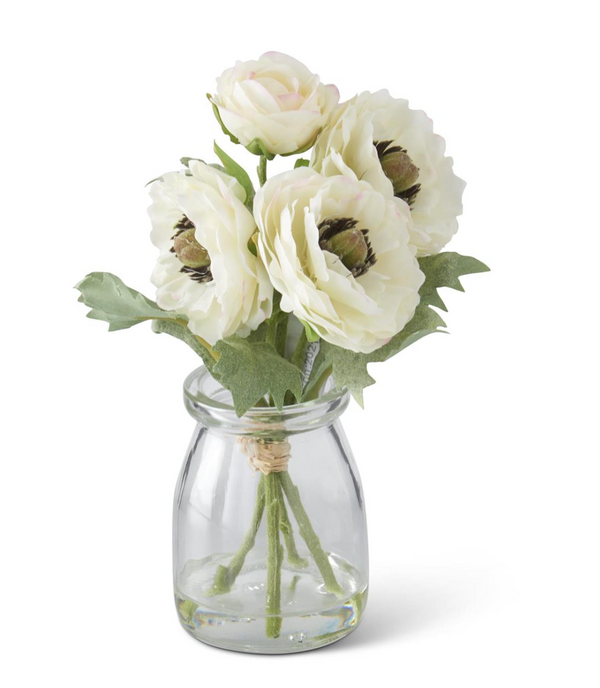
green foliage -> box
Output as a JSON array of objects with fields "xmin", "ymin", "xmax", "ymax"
[
  {"xmin": 299, "ymin": 319, "xmax": 319, "ymax": 342},
  {"xmin": 245, "ymin": 137, "xmax": 276, "ymax": 160},
  {"xmin": 75, "ymin": 272, "xmax": 183, "ymax": 332},
  {"xmin": 294, "ymin": 158, "xmax": 310, "ymax": 169},
  {"xmin": 306, "ymin": 252, "xmax": 489, "ymax": 405},
  {"xmin": 213, "ymin": 336, "xmax": 303, "ymax": 416},
  {"xmin": 418, "ymin": 252, "xmax": 490, "ymax": 310},
  {"xmin": 151, "ymin": 320, "xmax": 216, "ymax": 372},
  {"xmin": 76, "ymin": 272, "xmax": 217, "ymax": 367},
  {"xmin": 213, "ymin": 142, "xmax": 255, "ymax": 208}
]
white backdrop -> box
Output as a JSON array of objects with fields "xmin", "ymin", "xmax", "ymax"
[{"xmin": 1, "ymin": 1, "xmax": 599, "ymax": 685}]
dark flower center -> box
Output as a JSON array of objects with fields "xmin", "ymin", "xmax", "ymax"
[
  {"xmin": 375, "ymin": 140, "xmax": 421, "ymax": 207},
  {"xmin": 170, "ymin": 216, "xmax": 213, "ymax": 283},
  {"xmin": 318, "ymin": 217, "xmax": 377, "ymax": 278}
]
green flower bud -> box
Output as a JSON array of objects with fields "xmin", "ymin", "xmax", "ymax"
[
  {"xmin": 321, "ymin": 228, "xmax": 369, "ymax": 272},
  {"xmin": 173, "ymin": 229, "xmax": 211, "ymax": 269},
  {"xmin": 380, "ymin": 149, "xmax": 420, "ymax": 195}
]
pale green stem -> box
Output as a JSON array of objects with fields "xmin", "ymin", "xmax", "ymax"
[
  {"xmin": 208, "ymin": 477, "xmax": 265, "ymax": 595},
  {"xmin": 265, "ymin": 473, "xmax": 284, "ymax": 638},
  {"xmin": 284, "ymin": 330, "xmax": 309, "ymax": 406},
  {"xmin": 257, "ymin": 155, "xmax": 267, "ymax": 187},
  {"xmin": 278, "ymin": 472, "xmax": 343, "ymax": 596},
  {"xmin": 275, "ymin": 312, "xmax": 289, "ymax": 358},
  {"xmin": 289, "ymin": 329, "xmax": 309, "ymax": 371},
  {"xmin": 302, "ymin": 364, "xmax": 332, "ymax": 402},
  {"xmin": 276, "ymin": 477, "xmax": 308, "ymax": 568}
]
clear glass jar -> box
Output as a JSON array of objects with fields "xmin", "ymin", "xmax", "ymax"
[{"xmin": 173, "ymin": 366, "xmax": 369, "ymax": 654}]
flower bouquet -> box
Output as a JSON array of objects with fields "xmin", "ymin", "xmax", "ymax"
[{"xmin": 76, "ymin": 51, "xmax": 488, "ymax": 654}]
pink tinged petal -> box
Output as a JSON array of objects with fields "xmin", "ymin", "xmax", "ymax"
[
  {"xmin": 239, "ymin": 79, "xmax": 284, "ymax": 114},
  {"xmin": 277, "ymin": 92, "xmax": 305, "ymax": 111}
]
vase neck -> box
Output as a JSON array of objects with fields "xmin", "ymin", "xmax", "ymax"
[{"xmin": 183, "ymin": 367, "xmax": 349, "ymax": 435}]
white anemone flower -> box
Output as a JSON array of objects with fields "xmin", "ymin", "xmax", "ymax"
[
  {"xmin": 254, "ymin": 167, "xmax": 424, "ymax": 354},
  {"xmin": 311, "ymin": 90, "xmax": 466, "ymax": 255},
  {"xmin": 149, "ymin": 161, "xmax": 272, "ymax": 344}
]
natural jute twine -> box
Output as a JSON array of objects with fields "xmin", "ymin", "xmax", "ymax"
[{"xmin": 239, "ymin": 435, "xmax": 291, "ymax": 475}]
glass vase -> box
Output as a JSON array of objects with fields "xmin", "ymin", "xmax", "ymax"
[{"xmin": 173, "ymin": 366, "xmax": 369, "ymax": 654}]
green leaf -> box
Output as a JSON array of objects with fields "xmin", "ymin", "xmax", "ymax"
[
  {"xmin": 213, "ymin": 142, "xmax": 255, "ymax": 208},
  {"xmin": 151, "ymin": 320, "xmax": 216, "ymax": 372},
  {"xmin": 418, "ymin": 252, "xmax": 490, "ymax": 311},
  {"xmin": 305, "ymin": 251, "xmax": 489, "ymax": 405},
  {"xmin": 299, "ymin": 319, "xmax": 319, "ymax": 342},
  {"xmin": 213, "ymin": 336, "xmax": 303, "ymax": 416},
  {"xmin": 294, "ymin": 158, "xmax": 310, "ymax": 169},
  {"xmin": 245, "ymin": 137, "xmax": 276, "ymax": 160},
  {"xmin": 207, "ymin": 94, "xmax": 240, "ymax": 145},
  {"xmin": 75, "ymin": 272, "xmax": 183, "ymax": 332}
]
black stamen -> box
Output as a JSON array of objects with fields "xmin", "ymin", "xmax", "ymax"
[
  {"xmin": 374, "ymin": 140, "xmax": 406, "ymax": 159},
  {"xmin": 318, "ymin": 217, "xmax": 359, "ymax": 243},
  {"xmin": 397, "ymin": 183, "xmax": 421, "ymax": 207},
  {"xmin": 179, "ymin": 265, "xmax": 213, "ymax": 283}
]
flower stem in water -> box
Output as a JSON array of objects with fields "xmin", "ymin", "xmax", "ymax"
[
  {"xmin": 265, "ymin": 473, "xmax": 284, "ymax": 638},
  {"xmin": 276, "ymin": 477, "xmax": 309, "ymax": 568},
  {"xmin": 208, "ymin": 476, "xmax": 265, "ymax": 595},
  {"xmin": 279, "ymin": 472, "xmax": 343, "ymax": 597}
]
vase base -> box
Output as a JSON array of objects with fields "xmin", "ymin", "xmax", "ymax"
[
  {"xmin": 180, "ymin": 620, "xmax": 362, "ymax": 654},
  {"xmin": 175, "ymin": 553, "xmax": 367, "ymax": 654}
]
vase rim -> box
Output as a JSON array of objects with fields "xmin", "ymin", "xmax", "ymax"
[{"xmin": 183, "ymin": 366, "xmax": 349, "ymax": 434}]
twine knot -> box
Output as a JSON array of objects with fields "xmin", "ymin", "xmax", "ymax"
[{"xmin": 240, "ymin": 436, "xmax": 291, "ymax": 475}]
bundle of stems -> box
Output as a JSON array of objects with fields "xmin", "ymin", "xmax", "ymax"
[
  {"xmin": 207, "ymin": 156, "xmax": 341, "ymax": 638},
  {"xmin": 209, "ymin": 469, "xmax": 343, "ymax": 638}
]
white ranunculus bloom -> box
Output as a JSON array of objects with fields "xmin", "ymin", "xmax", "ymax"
[
  {"xmin": 254, "ymin": 168, "xmax": 424, "ymax": 354},
  {"xmin": 210, "ymin": 52, "xmax": 339, "ymax": 156},
  {"xmin": 149, "ymin": 161, "xmax": 273, "ymax": 344},
  {"xmin": 311, "ymin": 90, "xmax": 466, "ymax": 256}
]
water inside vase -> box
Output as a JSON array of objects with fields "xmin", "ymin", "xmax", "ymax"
[{"xmin": 175, "ymin": 551, "xmax": 367, "ymax": 653}]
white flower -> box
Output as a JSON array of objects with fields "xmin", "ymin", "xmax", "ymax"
[
  {"xmin": 311, "ymin": 90, "xmax": 466, "ymax": 256},
  {"xmin": 149, "ymin": 161, "xmax": 272, "ymax": 344},
  {"xmin": 210, "ymin": 52, "xmax": 339, "ymax": 156},
  {"xmin": 254, "ymin": 168, "xmax": 424, "ymax": 354}
]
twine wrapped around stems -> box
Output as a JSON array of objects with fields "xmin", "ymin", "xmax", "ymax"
[{"xmin": 240, "ymin": 436, "xmax": 291, "ymax": 474}]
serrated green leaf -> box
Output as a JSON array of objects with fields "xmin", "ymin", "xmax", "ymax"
[
  {"xmin": 294, "ymin": 158, "xmax": 310, "ymax": 169},
  {"xmin": 213, "ymin": 336, "xmax": 303, "ymax": 416},
  {"xmin": 151, "ymin": 320, "xmax": 216, "ymax": 372},
  {"xmin": 213, "ymin": 142, "xmax": 255, "ymax": 208},
  {"xmin": 75, "ymin": 272, "xmax": 183, "ymax": 332},
  {"xmin": 305, "ymin": 252, "xmax": 489, "ymax": 405},
  {"xmin": 418, "ymin": 252, "xmax": 490, "ymax": 311},
  {"xmin": 207, "ymin": 94, "xmax": 240, "ymax": 145}
]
